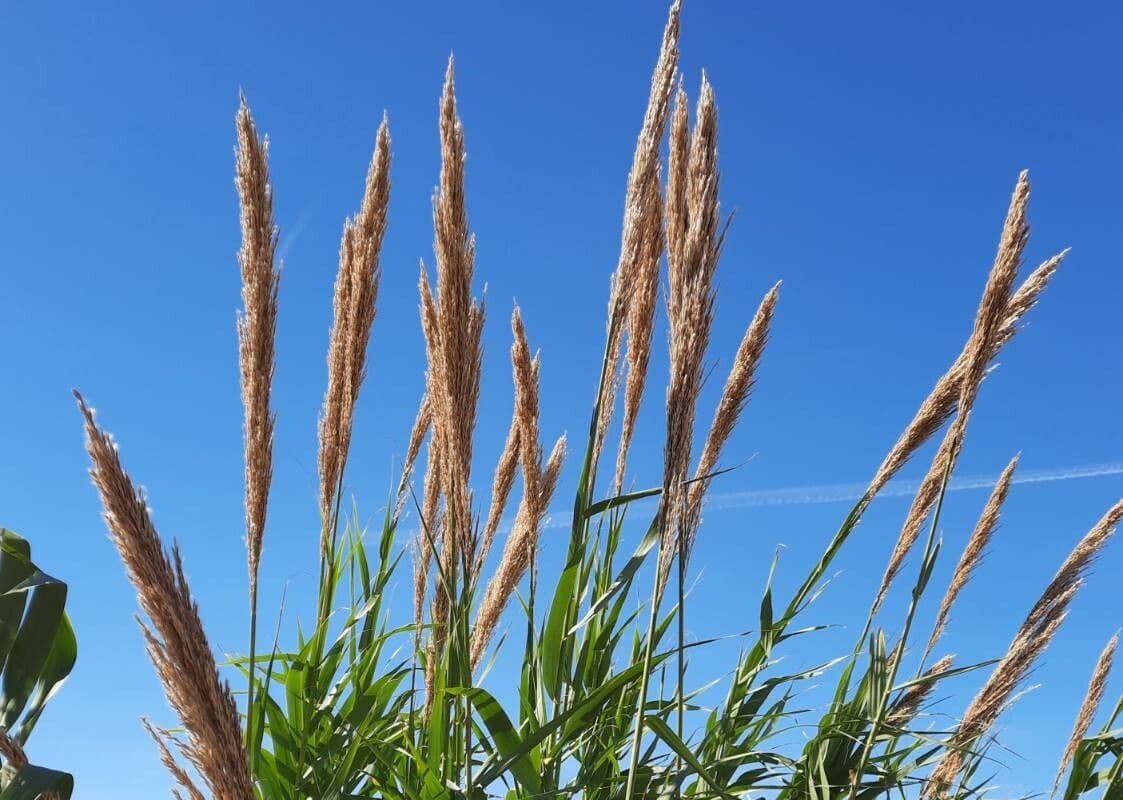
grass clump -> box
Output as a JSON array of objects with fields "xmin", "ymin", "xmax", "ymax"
[{"xmin": 74, "ymin": 2, "xmax": 1120, "ymax": 798}]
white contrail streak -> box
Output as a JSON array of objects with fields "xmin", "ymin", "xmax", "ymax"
[
  {"xmin": 703, "ymin": 461, "xmax": 1123, "ymax": 510},
  {"xmin": 535, "ymin": 461, "xmax": 1123, "ymax": 531}
]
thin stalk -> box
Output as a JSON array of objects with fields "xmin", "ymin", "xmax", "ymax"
[
  {"xmin": 625, "ymin": 509, "xmax": 667, "ymax": 800},
  {"xmin": 676, "ymin": 515, "xmax": 686, "ymax": 777},
  {"xmin": 405, "ymin": 481, "xmax": 429, "ymax": 782},
  {"xmin": 528, "ymin": 535, "xmax": 538, "ymax": 709},
  {"xmin": 316, "ymin": 470, "xmax": 347, "ymax": 640},
  {"xmin": 408, "ymin": 626, "xmax": 420, "ymax": 781},
  {"xmin": 464, "ymin": 646, "xmax": 473, "ymax": 800},
  {"xmin": 295, "ymin": 470, "xmax": 346, "ymax": 796},
  {"xmin": 246, "ymin": 581, "xmax": 259, "ymax": 776}
]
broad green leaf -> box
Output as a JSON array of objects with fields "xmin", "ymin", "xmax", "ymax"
[
  {"xmin": 449, "ymin": 687, "xmax": 542, "ymax": 795},
  {"xmin": 1, "ymin": 570, "xmax": 66, "ymax": 728},
  {"xmin": 0, "ymin": 764, "xmax": 74, "ymax": 800}
]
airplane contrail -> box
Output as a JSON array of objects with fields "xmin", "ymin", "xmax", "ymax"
[
  {"xmin": 534, "ymin": 461, "xmax": 1123, "ymax": 531},
  {"xmin": 703, "ymin": 461, "xmax": 1123, "ymax": 509}
]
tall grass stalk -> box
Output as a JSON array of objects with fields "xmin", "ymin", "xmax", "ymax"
[{"xmin": 233, "ymin": 99, "xmax": 280, "ymax": 770}]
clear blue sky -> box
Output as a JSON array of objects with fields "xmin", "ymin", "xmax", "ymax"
[{"xmin": 1, "ymin": 1, "xmax": 1121, "ymax": 796}]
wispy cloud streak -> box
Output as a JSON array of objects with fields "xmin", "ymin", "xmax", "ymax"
[
  {"xmin": 536, "ymin": 461, "xmax": 1123, "ymax": 531},
  {"xmin": 704, "ymin": 461, "xmax": 1123, "ymax": 510},
  {"xmin": 400, "ymin": 461, "xmax": 1123, "ymax": 539}
]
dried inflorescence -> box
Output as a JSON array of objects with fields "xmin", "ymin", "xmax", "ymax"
[
  {"xmin": 873, "ymin": 173, "xmax": 1032, "ymax": 616},
  {"xmin": 318, "ymin": 115, "xmax": 393, "ymax": 538},
  {"xmin": 925, "ymin": 455, "xmax": 1019, "ymax": 657},
  {"xmin": 418, "ymin": 59, "xmax": 485, "ymax": 574},
  {"xmin": 683, "ymin": 282, "xmax": 780, "ymax": 548},
  {"xmin": 77, "ymin": 393, "xmax": 252, "ymax": 800},
  {"xmin": 660, "ymin": 77, "xmax": 721, "ymax": 580},
  {"xmin": 478, "ymin": 414, "xmax": 522, "ymax": 570},
  {"xmin": 596, "ymin": 0, "xmax": 682, "ymax": 464},
  {"xmin": 471, "ymin": 434, "xmax": 566, "ymax": 669},
  {"xmin": 1053, "ymin": 632, "xmax": 1119, "ymax": 795},
  {"xmin": 71, "ymin": 4, "xmax": 1104, "ymax": 797},
  {"xmin": 142, "ymin": 720, "xmax": 207, "ymax": 800},
  {"xmin": 235, "ymin": 100, "xmax": 281, "ymax": 596},
  {"xmin": 416, "ymin": 60, "xmax": 487, "ymax": 700},
  {"xmin": 394, "ymin": 394, "xmax": 432, "ymax": 521},
  {"xmin": 510, "ymin": 310, "xmax": 544, "ymax": 534},
  {"xmin": 614, "ymin": 168, "xmax": 664, "ymax": 494},
  {"xmin": 468, "ymin": 308, "xmax": 567, "ymax": 669},
  {"xmin": 414, "ymin": 437, "xmax": 442, "ymax": 640},
  {"xmin": 864, "ymin": 245, "xmax": 1066, "ymax": 506},
  {"xmin": 926, "ymin": 500, "xmax": 1123, "ymax": 796},
  {"xmin": 886, "ymin": 654, "xmax": 955, "ymax": 729}
]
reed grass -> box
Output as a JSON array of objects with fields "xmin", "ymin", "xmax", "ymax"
[
  {"xmin": 72, "ymin": 2, "xmax": 1121, "ymax": 799},
  {"xmin": 872, "ymin": 173, "xmax": 1030, "ymax": 617},
  {"xmin": 233, "ymin": 100, "xmax": 280, "ymax": 778},
  {"xmin": 926, "ymin": 501, "xmax": 1123, "ymax": 797},
  {"xmin": 924, "ymin": 455, "xmax": 1018, "ymax": 659},
  {"xmin": 77, "ymin": 393, "xmax": 252, "ymax": 800},
  {"xmin": 1054, "ymin": 632, "xmax": 1118, "ymax": 795},
  {"xmin": 235, "ymin": 99, "xmax": 279, "ymax": 595},
  {"xmin": 596, "ymin": 0, "xmax": 681, "ymax": 465}
]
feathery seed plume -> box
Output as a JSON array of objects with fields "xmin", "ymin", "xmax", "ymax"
[
  {"xmin": 76, "ymin": 393, "xmax": 252, "ymax": 800},
  {"xmin": 394, "ymin": 393, "xmax": 432, "ymax": 520},
  {"xmin": 595, "ymin": 0, "xmax": 681, "ymax": 462},
  {"xmin": 416, "ymin": 267, "xmax": 448, "ymax": 630},
  {"xmin": 926, "ymin": 500, "xmax": 1123, "ymax": 797},
  {"xmin": 470, "ymin": 308, "xmax": 546, "ymax": 643},
  {"xmin": 926, "ymin": 601, "xmax": 1070, "ymax": 797},
  {"xmin": 682, "ymin": 282, "xmax": 780, "ymax": 555},
  {"xmin": 1053, "ymin": 632, "xmax": 1119, "ymax": 795},
  {"xmin": 421, "ymin": 58, "xmax": 484, "ymax": 561},
  {"xmin": 511, "ymin": 308, "xmax": 544, "ymax": 533},
  {"xmin": 143, "ymin": 720, "xmax": 206, "ymax": 800},
  {"xmin": 873, "ymin": 173, "xmax": 1030, "ymax": 615},
  {"xmin": 318, "ymin": 115, "xmax": 392, "ymax": 540},
  {"xmin": 479, "ymin": 416, "xmax": 521, "ymax": 570},
  {"xmin": 614, "ymin": 167, "xmax": 665, "ymax": 492},
  {"xmin": 416, "ymin": 265, "xmax": 444, "ymax": 572},
  {"xmin": 925, "ymin": 455, "xmax": 1018, "ymax": 657},
  {"xmin": 887, "ymin": 654, "xmax": 955, "ymax": 729},
  {"xmin": 418, "ymin": 61, "xmax": 485, "ymax": 703},
  {"xmin": 660, "ymin": 74, "xmax": 722, "ymax": 582},
  {"xmin": 865, "ymin": 249, "xmax": 1064, "ymax": 504},
  {"xmin": 478, "ymin": 326, "xmax": 547, "ymax": 573},
  {"xmin": 665, "ymin": 81, "xmax": 689, "ymax": 291},
  {"xmin": 235, "ymin": 99, "xmax": 280, "ymax": 598},
  {"xmin": 414, "ymin": 438, "xmax": 442, "ymax": 638},
  {"xmin": 1021, "ymin": 500, "xmax": 1123, "ymax": 638},
  {"xmin": 471, "ymin": 433, "xmax": 567, "ymax": 669}
]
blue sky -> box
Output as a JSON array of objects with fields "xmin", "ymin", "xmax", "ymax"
[{"xmin": 1, "ymin": 1, "xmax": 1121, "ymax": 796}]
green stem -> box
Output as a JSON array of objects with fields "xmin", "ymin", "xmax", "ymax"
[
  {"xmin": 316, "ymin": 477, "xmax": 345, "ymax": 635},
  {"xmin": 408, "ymin": 626, "xmax": 420, "ymax": 782},
  {"xmin": 246, "ymin": 578, "xmax": 259, "ymax": 777},
  {"xmin": 295, "ymin": 473, "xmax": 346, "ymax": 796},
  {"xmin": 625, "ymin": 512, "xmax": 666, "ymax": 800},
  {"xmin": 464, "ymin": 690, "xmax": 473, "ymax": 800},
  {"xmin": 676, "ymin": 520, "xmax": 686, "ymax": 778}
]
